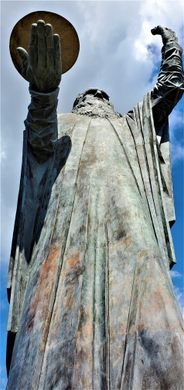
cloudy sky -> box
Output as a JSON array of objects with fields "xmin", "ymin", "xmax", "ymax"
[{"xmin": 0, "ymin": 0, "xmax": 184, "ymax": 387}]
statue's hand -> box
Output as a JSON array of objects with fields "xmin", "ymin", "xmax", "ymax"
[
  {"xmin": 17, "ymin": 20, "xmax": 62, "ymax": 92},
  {"xmin": 151, "ymin": 26, "xmax": 178, "ymax": 44}
]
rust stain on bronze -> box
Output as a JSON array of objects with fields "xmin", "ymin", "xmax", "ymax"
[
  {"xmin": 76, "ymin": 305, "xmax": 93, "ymax": 346},
  {"xmin": 138, "ymin": 249, "xmax": 149, "ymax": 259},
  {"xmin": 47, "ymin": 252, "xmax": 85, "ymax": 339},
  {"xmin": 111, "ymin": 235, "xmax": 132, "ymax": 248},
  {"xmin": 27, "ymin": 244, "xmax": 60, "ymax": 332},
  {"xmin": 67, "ymin": 251, "xmax": 80, "ymax": 269},
  {"xmin": 83, "ymin": 322, "xmax": 93, "ymax": 338},
  {"xmin": 63, "ymin": 252, "xmax": 84, "ymax": 310},
  {"xmin": 123, "ymin": 236, "xmax": 132, "ymax": 247},
  {"xmin": 65, "ymin": 251, "xmax": 85, "ymax": 280},
  {"xmin": 64, "ymin": 286, "xmax": 74, "ymax": 310}
]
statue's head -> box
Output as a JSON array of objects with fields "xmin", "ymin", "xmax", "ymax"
[
  {"xmin": 72, "ymin": 88, "xmax": 110, "ymax": 108},
  {"xmin": 72, "ymin": 88, "xmax": 121, "ymax": 118}
]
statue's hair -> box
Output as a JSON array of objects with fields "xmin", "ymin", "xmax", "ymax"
[
  {"xmin": 72, "ymin": 89, "xmax": 110, "ymax": 109},
  {"xmin": 72, "ymin": 89, "xmax": 122, "ymax": 119},
  {"xmin": 72, "ymin": 93, "xmax": 84, "ymax": 109}
]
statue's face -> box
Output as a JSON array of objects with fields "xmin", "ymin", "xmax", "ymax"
[
  {"xmin": 72, "ymin": 88, "xmax": 120, "ymax": 118},
  {"xmin": 73, "ymin": 88, "xmax": 110, "ymax": 108}
]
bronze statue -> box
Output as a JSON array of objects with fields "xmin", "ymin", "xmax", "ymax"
[{"xmin": 7, "ymin": 11, "xmax": 184, "ymax": 390}]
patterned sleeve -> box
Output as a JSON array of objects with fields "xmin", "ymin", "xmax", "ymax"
[{"xmin": 151, "ymin": 37, "xmax": 183, "ymax": 133}]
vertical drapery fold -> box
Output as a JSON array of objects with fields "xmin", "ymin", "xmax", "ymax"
[{"xmin": 7, "ymin": 106, "xmax": 183, "ymax": 389}]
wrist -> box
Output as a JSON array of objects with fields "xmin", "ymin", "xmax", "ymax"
[
  {"xmin": 29, "ymin": 76, "xmax": 61, "ymax": 94},
  {"xmin": 162, "ymin": 40, "xmax": 183, "ymax": 56},
  {"xmin": 29, "ymin": 87, "xmax": 59, "ymax": 106},
  {"xmin": 164, "ymin": 37, "xmax": 177, "ymax": 45},
  {"xmin": 29, "ymin": 84, "xmax": 61, "ymax": 94}
]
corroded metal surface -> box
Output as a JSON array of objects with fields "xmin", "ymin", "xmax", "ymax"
[
  {"xmin": 7, "ymin": 109, "xmax": 184, "ymax": 389},
  {"xmin": 7, "ymin": 28, "xmax": 184, "ymax": 389}
]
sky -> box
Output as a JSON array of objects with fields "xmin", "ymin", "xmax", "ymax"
[{"xmin": 0, "ymin": 0, "xmax": 184, "ymax": 388}]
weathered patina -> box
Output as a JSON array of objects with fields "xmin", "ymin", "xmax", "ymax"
[{"xmin": 7, "ymin": 17, "xmax": 184, "ymax": 390}]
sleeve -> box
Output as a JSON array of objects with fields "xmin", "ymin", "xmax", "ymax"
[
  {"xmin": 6, "ymin": 91, "xmax": 60, "ymax": 369},
  {"xmin": 25, "ymin": 88, "xmax": 59, "ymax": 162},
  {"xmin": 151, "ymin": 37, "xmax": 184, "ymax": 134}
]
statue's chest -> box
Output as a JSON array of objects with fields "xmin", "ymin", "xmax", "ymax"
[{"xmin": 58, "ymin": 115, "xmax": 136, "ymax": 180}]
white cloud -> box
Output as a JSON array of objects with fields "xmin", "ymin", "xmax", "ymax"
[
  {"xmin": 173, "ymin": 285, "xmax": 184, "ymax": 318},
  {"xmin": 0, "ymin": 149, "xmax": 6, "ymax": 163},
  {"xmin": 170, "ymin": 270, "xmax": 182, "ymax": 279},
  {"xmin": 169, "ymin": 110, "xmax": 184, "ymax": 164},
  {"xmin": 139, "ymin": 0, "xmax": 184, "ymax": 38},
  {"xmin": 170, "ymin": 110, "xmax": 184, "ymax": 134},
  {"xmin": 171, "ymin": 144, "xmax": 184, "ymax": 164},
  {"xmin": 0, "ymin": 366, "xmax": 7, "ymax": 390},
  {"xmin": 134, "ymin": 20, "xmax": 159, "ymax": 62}
]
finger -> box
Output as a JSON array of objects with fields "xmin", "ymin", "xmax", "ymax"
[
  {"xmin": 29, "ymin": 23, "xmax": 37, "ymax": 68},
  {"xmin": 16, "ymin": 47, "xmax": 29, "ymax": 76},
  {"xmin": 45, "ymin": 23, "xmax": 53, "ymax": 48},
  {"xmin": 53, "ymin": 34, "xmax": 62, "ymax": 74},
  {"xmin": 45, "ymin": 24, "xmax": 54, "ymax": 68},
  {"xmin": 37, "ymin": 19, "xmax": 46, "ymax": 69}
]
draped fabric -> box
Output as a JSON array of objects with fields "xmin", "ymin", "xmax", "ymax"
[{"xmin": 7, "ymin": 93, "xmax": 183, "ymax": 389}]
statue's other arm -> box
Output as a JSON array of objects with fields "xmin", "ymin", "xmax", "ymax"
[
  {"xmin": 151, "ymin": 26, "xmax": 183, "ymax": 131},
  {"xmin": 17, "ymin": 20, "xmax": 62, "ymax": 162}
]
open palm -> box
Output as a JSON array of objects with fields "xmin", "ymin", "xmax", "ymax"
[{"xmin": 17, "ymin": 19, "xmax": 62, "ymax": 92}]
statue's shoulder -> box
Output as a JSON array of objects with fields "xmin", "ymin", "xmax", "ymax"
[
  {"xmin": 57, "ymin": 112, "xmax": 79, "ymax": 138},
  {"xmin": 57, "ymin": 112, "xmax": 78, "ymax": 123}
]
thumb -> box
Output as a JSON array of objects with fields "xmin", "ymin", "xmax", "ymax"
[{"xmin": 16, "ymin": 47, "xmax": 29, "ymax": 76}]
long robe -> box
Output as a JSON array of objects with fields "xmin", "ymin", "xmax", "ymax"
[{"xmin": 7, "ymin": 39, "xmax": 184, "ymax": 389}]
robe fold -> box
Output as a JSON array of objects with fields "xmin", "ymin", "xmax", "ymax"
[
  {"xmin": 7, "ymin": 92, "xmax": 184, "ymax": 389},
  {"xmin": 7, "ymin": 35, "xmax": 184, "ymax": 389}
]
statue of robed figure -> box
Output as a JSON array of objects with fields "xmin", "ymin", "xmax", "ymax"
[{"xmin": 7, "ymin": 11, "xmax": 184, "ymax": 390}]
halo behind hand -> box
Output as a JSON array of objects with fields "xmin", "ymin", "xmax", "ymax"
[{"xmin": 10, "ymin": 11, "xmax": 80, "ymax": 80}]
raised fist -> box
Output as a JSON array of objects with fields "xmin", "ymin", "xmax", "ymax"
[
  {"xmin": 17, "ymin": 19, "xmax": 62, "ymax": 92},
  {"xmin": 151, "ymin": 26, "xmax": 178, "ymax": 44}
]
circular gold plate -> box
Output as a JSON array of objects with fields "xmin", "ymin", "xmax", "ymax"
[{"xmin": 9, "ymin": 10, "xmax": 80, "ymax": 79}]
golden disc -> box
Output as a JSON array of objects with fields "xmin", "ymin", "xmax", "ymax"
[{"xmin": 9, "ymin": 10, "xmax": 80, "ymax": 79}]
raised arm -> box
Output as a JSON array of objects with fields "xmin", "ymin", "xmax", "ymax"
[
  {"xmin": 17, "ymin": 20, "xmax": 62, "ymax": 162},
  {"xmin": 151, "ymin": 26, "xmax": 183, "ymax": 132}
]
